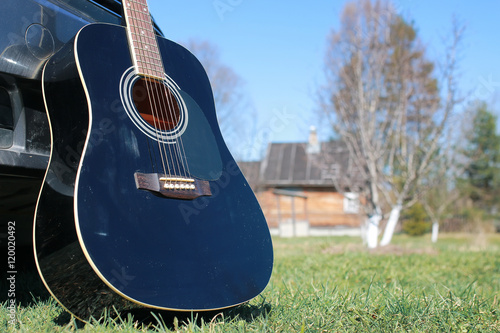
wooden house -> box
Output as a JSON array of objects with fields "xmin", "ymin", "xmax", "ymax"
[{"xmin": 239, "ymin": 128, "xmax": 364, "ymax": 235}]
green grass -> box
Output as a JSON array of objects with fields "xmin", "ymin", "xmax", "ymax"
[{"xmin": 2, "ymin": 234, "xmax": 499, "ymax": 332}]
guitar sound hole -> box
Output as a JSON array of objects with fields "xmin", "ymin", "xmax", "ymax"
[{"xmin": 132, "ymin": 77, "xmax": 180, "ymax": 131}]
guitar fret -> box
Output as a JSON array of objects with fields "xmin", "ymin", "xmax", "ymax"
[
  {"xmin": 139, "ymin": 64, "xmax": 162, "ymax": 70},
  {"xmin": 131, "ymin": 37, "xmax": 157, "ymax": 47},
  {"xmin": 139, "ymin": 63, "xmax": 163, "ymax": 71},
  {"xmin": 138, "ymin": 67, "xmax": 163, "ymax": 76},
  {"xmin": 130, "ymin": 31, "xmax": 155, "ymax": 39},
  {"xmin": 137, "ymin": 64, "xmax": 163, "ymax": 76},
  {"xmin": 137, "ymin": 57, "xmax": 162, "ymax": 65},
  {"xmin": 129, "ymin": 17, "xmax": 153, "ymax": 25},
  {"xmin": 137, "ymin": 58, "xmax": 162, "ymax": 67},
  {"xmin": 138, "ymin": 65, "xmax": 163, "ymax": 72},
  {"xmin": 130, "ymin": 32, "xmax": 156, "ymax": 41},
  {"xmin": 130, "ymin": 33, "xmax": 155, "ymax": 43},
  {"xmin": 135, "ymin": 50, "xmax": 161, "ymax": 62},
  {"xmin": 134, "ymin": 42, "xmax": 158, "ymax": 52},
  {"xmin": 128, "ymin": 6, "xmax": 148, "ymax": 13},
  {"xmin": 137, "ymin": 58, "xmax": 162, "ymax": 68},
  {"xmin": 130, "ymin": 25, "xmax": 154, "ymax": 33},
  {"xmin": 134, "ymin": 42, "xmax": 161, "ymax": 57},
  {"xmin": 135, "ymin": 48, "xmax": 160, "ymax": 55},
  {"xmin": 134, "ymin": 43, "xmax": 160, "ymax": 53},
  {"xmin": 137, "ymin": 60, "xmax": 162, "ymax": 70}
]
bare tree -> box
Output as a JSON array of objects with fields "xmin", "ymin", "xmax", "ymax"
[
  {"xmin": 184, "ymin": 40, "xmax": 254, "ymax": 159},
  {"xmin": 416, "ymin": 83, "xmax": 498, "ymax": 243},
  {"xmin": 420, "ymin": 115, "xmax": 467, "ymax": 243},
  {"xmin": 319, "ymin": 0, "xmax": 463, "ymax": 247}
]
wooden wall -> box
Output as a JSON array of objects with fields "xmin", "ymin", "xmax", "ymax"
[{"xmin": 255, "ymin": 188, "xmax": 362, "ymax": 228}]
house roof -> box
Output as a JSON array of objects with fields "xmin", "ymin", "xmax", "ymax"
[{"xmin": 239, "ymin": 140, "xmax": 365, "ymax": 191}]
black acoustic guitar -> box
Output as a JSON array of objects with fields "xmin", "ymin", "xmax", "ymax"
[{"xmin": 33, "ymin": 0, "xmax": 273, "ymax": 321}]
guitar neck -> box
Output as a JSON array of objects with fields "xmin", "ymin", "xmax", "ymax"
[{"xmin": 122, "ymin": 0, "xmax": 164, "ymax": 80}]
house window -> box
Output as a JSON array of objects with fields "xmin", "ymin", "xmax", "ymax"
[{"xmin": 343, "ymin": 192, "xmax": 359, "ymax": 213}]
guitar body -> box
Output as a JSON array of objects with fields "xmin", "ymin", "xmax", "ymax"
[{"xmin": 34, "ymin": 22, "xmax": 273, "ymax": 320}]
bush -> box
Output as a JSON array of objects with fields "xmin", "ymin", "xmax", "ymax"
[
  {"xmin": 403, "ymin": 219, "xmax": 431, "ymax": 236},
  {"xmin": 402, "ymin": 203, "xmax": 431, "ymax": 236}
]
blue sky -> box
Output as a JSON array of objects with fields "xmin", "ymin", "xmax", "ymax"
[{"xmin": 147, "ymin": 0, "xmax": 500, "ymax": 157}]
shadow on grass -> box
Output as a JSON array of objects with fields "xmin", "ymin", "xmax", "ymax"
[
  {"xmin": 126, "ymin": 301, "xmax": 272, "ymax": 329},
  {"xmin": 52, "ymin": 299, "xmax": 272, "ymax": 330},
  {"xmin": 127, "ymin": 301, "xmax": 271, "ymax": 329}
]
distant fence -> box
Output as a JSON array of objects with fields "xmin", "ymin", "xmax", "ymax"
[{"xmin": 440, "ymin": 216, "xmax": 498, "ymax": 233}]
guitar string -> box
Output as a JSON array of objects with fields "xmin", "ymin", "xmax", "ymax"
[
  {"xmin": 144, "ymin": 3, "xmax": 193, "ymax": 180},
  {"xmin": 136, "ymin": 2, "xmax": 182, "ymax": 179},
  {"xmin": 135, "ymin": 0, "xmax": 192, "ymax": 180},
  {"xmin": 157, "ymin": 79, "xmax": 184, "ymax": 177},
  {"xmin": 148, "ymin": 78, "xmax": 181, "ymax": 178},
  {"xmin": 129, "ymin": 0, "xmax": 193, "ymax": 180},
  {"xmin": 133, "ymin": 0, "xmax": 188, "ymax": 179},
  {"xmin": 127, "ymin": 0, "xmax": 169, "ymax": 177},
  {"xmin": 145, "ymin": 77, "xmax": 172, "ymax": 177},
  {"xmin": 160, "ymin": 73, "xmax": 194, "ymax": 180}
]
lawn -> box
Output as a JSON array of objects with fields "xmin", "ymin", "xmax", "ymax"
[{"xmin": 2, "ymin": 234, "xmax": 499, "ymax": 332}]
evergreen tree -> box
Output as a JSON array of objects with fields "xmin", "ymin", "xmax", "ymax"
[{"xmin": 462, "ymin": 102, "xmax": 500, "ymax": 214}]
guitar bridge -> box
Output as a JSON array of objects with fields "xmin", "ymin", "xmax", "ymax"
[
  {"xmin": 159, "ymin": 177, "xmax": 196, "ymax": 190},
  {"xmin": 134, "ymin": 173, "xmax": 211, "ymax": 200}
]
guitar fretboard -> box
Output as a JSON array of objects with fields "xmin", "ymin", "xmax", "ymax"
[{"xmin": 123, "ymin": 0, "xmax": 164, "ymax": 80}]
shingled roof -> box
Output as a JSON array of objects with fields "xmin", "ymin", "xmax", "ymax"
[{"xmin": 239, "ymin": 138, "xmax": 364, "ymax": 192}]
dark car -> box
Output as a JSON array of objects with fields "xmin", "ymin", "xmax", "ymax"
[{"xmin": 0, "ymin": 0, "xmax": 163, "ymax": 246}]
